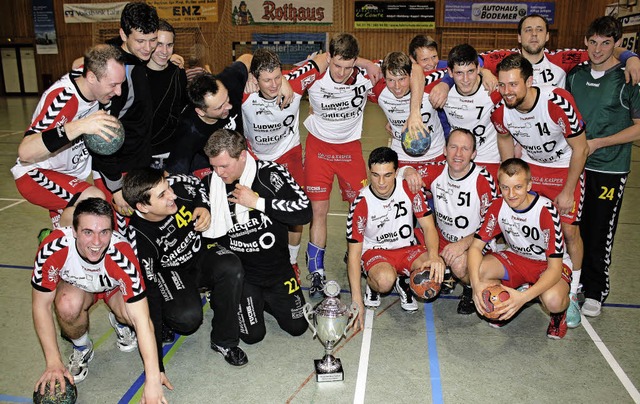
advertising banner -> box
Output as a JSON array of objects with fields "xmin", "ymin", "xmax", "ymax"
[
  {"xmin": 444, "ymin": 1, "xmax": 555, "ymax": 24},
  {"xmin": 354, "ymin": 1, "xmax": 436, "ymax": 29},
  {"xmin": 231, "ymin": 0, "xmax": 333, "ymax": 25}
]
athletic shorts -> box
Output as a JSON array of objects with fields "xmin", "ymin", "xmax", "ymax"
[
  {"xmin": 275, "ymin": 144, "xmax": 305, "ymax": 188},
  {"xmin": 15, "ymin": 169, "xmax": 91, "ymax": 211},
  {"xmin": 491, "ymin": 250, "xmax": 571, "ymax": 289},
  {"xmin": 529, "ymin": 164, "xmax": 584, "ymax": 224},
  {"xmin": 361, "ymin": 245, "xmax": 427, "ymax": 277},
  {"xmin": 93, "ymin": 286, "xmax": 120, "ymax": 304},
  {"xmin": 304, "ymin": 134, "xmax": 367, "ymax": 203}
]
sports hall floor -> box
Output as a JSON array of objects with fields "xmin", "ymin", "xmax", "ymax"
[{"xmin": 1, "ymin": 95, "xmax": 639, "ymax": 404}]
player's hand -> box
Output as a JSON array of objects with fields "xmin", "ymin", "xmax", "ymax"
[
  {"xmin": 244, "ymin": 73, "xmax": 259, "ymax": 94},
  {"xmin": 278, "ymin": 79, "xmax": 294, "ymax": 109},
  {"xmin": 192, "ymin": 207, "xmax": 211, "ymax": 232},
  {"xmin": 553, "ymin": 189, "xmax": 575, "ymax": 216},
  {"xmin": 624, "ymin": 55, "xmax": 640, "ymax": 85},
  {"xmin": 141, "ymin": 372, "xmax": 172, "ymax": 404},
  {"xmin": 65, "ymin": 110, "xmax": 121, "ymax": 142},
  {"xmin": 428, "ymin": 82, "xmax": 450, "ymax": 109},
  {"xmin": 363, "ymin": 60, "xmax": 382, "ymax": 86},
  {"xmin": 112, "ymin": 190, "xmax": 134, "ymax": 216},
  {"xmin": 35, "ymin": 363, "xmax": 73, "ymax": 396},
  {"xmin": 349, "ymin": 299, "xmax": 365, "ymax": 333},
  {"xmin": 586, "ymin": 138, "xmax": 601, "ymax": 156},
  {"xmin": 480, "ymin": 68, "xmax": 498, "ymax": 92},
  {"xmin": 401, "ymin": 166, "xmax": 424, "ymax": 194},
  {"xmin": 228, "ymin": 184, "xmax": 259, "ymax": 209},
  {"xmin": 440, "ymin": 241, "xmax": 467, "ymax": 266},
  {"xmin": 170, "ymin": 54, "xmax": 184, "ymax": 69},
  {"xmin": 402, "ymin": 110, "xmax": 426, "ymax": 135},
  {"xmin": 471, "ymin": 280, "xmax": 492, "ymax": 316},
  {"xmin": 493, "ymin": 285, "xmax": 527, "ymax": 321},
  {"xmin": 421, "ymin": 256, "xmax": 445, "ymax": 284}
]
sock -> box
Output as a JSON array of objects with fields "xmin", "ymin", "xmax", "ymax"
[
  {"xmin": 570, "ymin": 269, "xmax": 581, "ymax": 295},
  {"xmin": 306, "ymin": 242, "xmax": 325, "ymax": 275},
  {"xmin": 288, "ymin": 244, "xmax": 301, "ymax": 265},
  {"xmin": 71, "ymin": 332, "xmax": 90, "ymax": 348}
]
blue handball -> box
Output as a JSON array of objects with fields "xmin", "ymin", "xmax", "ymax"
[{"xmin": 401, "ymin": 127, "xmax": 432, "ymax": 157}]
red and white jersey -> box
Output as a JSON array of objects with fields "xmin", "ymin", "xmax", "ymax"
[
  {"xmin": 242, "ymin": 64, "xmax": 318, "ymax": 160},
  {"xmin": 369, "ymin": 75, "xmax": 446, "ymax": 162},
  {"xmin": 11, "ymin": 73, "xmax": 96, "ymax": 181},
  {"xmin": 346, "ymin": 178, "xmax": 431, "ymax": 253},
  {"xmin": 303, "ymin": 66, "xmax": 373, "ymax": 144},
  {"xmin": 421, "ymin": 161, "xmax": 497, "ymax": 242},
  {"xmin": 476, "ymin": 192, "xmax": 571, "ymax": 268},
  {"xmin": 481, "ymin": 48, "xmax": 589, "ymax": 87},
  {"xmin": 443, "ymin": 80, "xmax": 503, "ymax": 164},
  {"xmin": 491, "ymin": 86, "xmax": 584, "ymax": 168},
  {"xmin": 31, "ymin": 227, "xmax": 145, "ymax": 302}
]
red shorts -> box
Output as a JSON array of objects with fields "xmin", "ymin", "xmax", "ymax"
[
  {"xmin": 15, "ymin": 169, "xmax": 92, "ymax": 211},
  {"xmin": 361, "ymin": 245, "xmax": 427, "ymax": 277},
  {"xmin": 93, "ymin": 287, "xmax": 120, "ymax": 304},
  {"xmin": 491, "ymin": 250, "xmax": 571, "ymax": 289},
  {"xmin": 304, "ymin": 134, "xmax": 367, "ymax": 203},
  {"xmin": 528, "ymin": 164, "xmax": 584, "ymax": 224},
  {"xmin": 275, "ymin": 144, "xmax": 305, "ymax": 188}
]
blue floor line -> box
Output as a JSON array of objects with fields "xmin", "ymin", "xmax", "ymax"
[
  {"xmin": 0, "ymin": 263, "xmax": 32, "ymax": 270},
  {"xmin": 0, "ymin": 394, "xmax": 31, "ymax": 403},
  {"xmin": 424, "ymin": 302, "xmax": 444, "ymax": 404}
]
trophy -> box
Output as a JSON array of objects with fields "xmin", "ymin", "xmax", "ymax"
[{"xmin": 303, "ymin": 280, "xmax": 359, "ymax": 382}]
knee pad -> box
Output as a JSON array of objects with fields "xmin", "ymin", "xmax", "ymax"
[{"xmin": 306, "ymin": 242, "xmax": 325, "ymax": 273}]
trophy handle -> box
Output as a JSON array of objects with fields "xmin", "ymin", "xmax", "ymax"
[
  {"xmin": 303, "ymin": 303, "xmax": 317, "ymax": 337},
  {"xmin": 345, "ymin": 302, "xmax": 360, "ymax": 336}
]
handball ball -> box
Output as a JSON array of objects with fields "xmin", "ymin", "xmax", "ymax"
[
  {"xmin": 482, "ymin": 284, "xmax": 510, "ymax": 320},
  {"xmin": 401, "ymin": 127, "xmax": 431, "ymax": 157},
  {"xmin": 410, "ymin": 268, "xmax": 441, "ymax": 300},
  {"xmin": 84, "ymin": 118, "xmax": 125, "ymax": 155},
  {"xmin": 33, "ymin": 376, "xmax": 77, "ymax": 404}
]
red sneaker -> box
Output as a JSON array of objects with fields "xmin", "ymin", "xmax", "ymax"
[{"xmin": 547, "ymin": 310, "xmax": 568, "ymax": 339}]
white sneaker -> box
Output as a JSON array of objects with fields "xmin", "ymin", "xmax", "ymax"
[
  {"xmin": 108, "ymin": 312, "xmax": 138, "ymax": 352},
  {"xmin": 394, "ymin": 276, "xmax": 418, "ymax": 312},
  {"xmin": 364, "ymin": 284, "xmax": 381, "ymax": 308},
  {"xmin": 68, "ymin": 341, "xmax": 94, "ymax": 383},
  {"xmin": 581, "ymin": 298, "xmax": 602, "ymax": 317}
]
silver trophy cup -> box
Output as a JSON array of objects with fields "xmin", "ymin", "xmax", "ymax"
[{"xmin": 303, "ymin": 280, "xmax": 359, "ymax": 382}]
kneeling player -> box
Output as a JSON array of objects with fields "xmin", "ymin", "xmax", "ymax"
[
  {"xmin": 468, "ymin": 158, "xmax": 572, "ymax": 339},
  {"xmin": 346, "ymin": 147, "xmax": 445, "ymax": 331}
]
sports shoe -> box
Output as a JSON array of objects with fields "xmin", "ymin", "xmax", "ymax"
[
  {"xmin": 488, "ymin": 321, "xmax": 506, "ymax": 328},
  {"xmin": 108, "ymin": 312, "xmax": 138, "ymax": 352},
  {"xmin": 547, "ymin": 311, "xmax": 568, "ymax": 340},
  {"xmin": 307, "ymin": 271, "xmax": 326, "ymax": 298},
  {"xmin": 566, "ymin": 293, "xmax": 582, "ymax": 328},
  {"xmin": 364, "ymin": 284, "xmax": 380, "ymax": 308},
  {"xmin": 37, "ymin": 228, "xmax": 52, "ymax": 244},
  {"xmin": 161, "ymin": 323, "xmax": 175, "ymax": 344},
  {"xmin": 210, "ymin": 342, "xmax": 248, "ymax": 366},
  {"xmin": 582, "ymin": 298, "xmax": 602, "ymax": 317},
  {"xmin": 394, "ymin": 276, "xmax": 418, "ymax": 312},
  {"xmin": 457, "ymin": 285, "xmax": 475, "ymax": 315},
  {"xmin": 68, "ymin": 341, "xmax": 94, "ymax": 383},
  {"xmin": 441, "ymin": 267, "xmax": 456, "ymax": 295}
]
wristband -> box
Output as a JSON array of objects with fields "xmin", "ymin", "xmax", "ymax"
[
  {"xmin": 620, "ymin": 50, "xmax": 638, "ymax": 64},
  {"xmin": 41, "ymin": 126, "xmax": 71, "ymax": 153}
]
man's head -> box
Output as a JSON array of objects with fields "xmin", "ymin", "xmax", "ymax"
[
  {"xmin": 250, "ymin": 48, "xmax": 283, "ymax": 100},
  {"xmin": 585, "ymin": 16, "xmax": 622, "ymax": 70},
  {"xmin": 72, "ymin": 198, "xmax": 114, "ymax": 263},
  {"xmin": 498, "ymin": 158, "xmax": 533, "ymax": 210},
  {"xmin": 381, "ymin": 52, "xmax": 412, "ymax": 99},
  {"xmin": 408, "ymin": 35, "xmax": 439, "ymax": 72},
  {"xmin": 445, "ymin": 128, "xmax": 477, "ymax": 178},
  {"xmin": 188, "ymin": 73, "xmax": 231, "ymax": 123},
  {"xmin": 496, "ymin": 54, "xmax": 534, "ymax": 109},
  {"xmin": 368, "ymin": 147, "xmax": 398, "ymax": 199},
  {"xmin": 204, "ymin": 129, "xmax": 248, "ymax": 184},
  {"xmin": 447, "ymin": 44, "xmax": 480, "ymax": 96},
  {"xmin": 518, "ymin": 14, "xmax": 549, "ymax": 56},
  {"xmin": 122, "ymin": 167, "xmax": 177, "ymax": 220},
  {"xmin": 82, "ymin": 44, "xmax": 126, "ymax": 104},
  {"xmin": 119, "ymin": 2, "xmax": 159, "ymax": 62},
  {"xmin": 148, "ymin": 19, "xmax": 175, "ymax": 70},
  {"xmin": 327, "ymin": 33, "xmax": 359, "ymax": 84}
]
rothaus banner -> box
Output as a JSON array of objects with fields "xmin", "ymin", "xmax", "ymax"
[
  {"xmin": 231, "ymin": 0, "xmax": 333, "ymax": 25},
  {"xmin": 444, "ymin": 1, "xmax": 555, "ymax": 24},
  {"xmin": 63, "ymin": 2, "xmax": 127, "ymax": 23}
]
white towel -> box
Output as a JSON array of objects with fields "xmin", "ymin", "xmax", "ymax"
[{"xmin": 203, "ymin": 153, "xmax": 257, "ymax": 239}]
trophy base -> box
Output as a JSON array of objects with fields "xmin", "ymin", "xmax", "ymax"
[{"xmin": 314, "ymin": 358, "xmax": 345, "ymax": 382}]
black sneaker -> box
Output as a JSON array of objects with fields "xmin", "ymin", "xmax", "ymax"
[
  {"xmin": 307, "ymin": 271, "xmax": 326, "ymax": 298},
  {"xmin": 161, "ymin": 323, "xmax": 175, "ymax": 344},
  {"xmin": 210, "ymin": 342, "xmax": 248, "ymax": 367},
  {"xmin": 441, "ymin": 267, "xmax": 457, "ymax": 295},
  {"xmin": 394, "ymin": 276, "xmax": 418, "ymax": 311},
  {"xmin": 457, "ymin": 285, "xmax": 475, "ymax": 315}
]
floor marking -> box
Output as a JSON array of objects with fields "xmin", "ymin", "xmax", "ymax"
[
  {"xmin": 0, "ymin": 200, "xmax": 24, "ymax": 212},
  {"xmin": 327, "ymin": 212, "xmax": 348, "ymax": 217},
  {"xmin": 424, "ymin": 302, "xmax": 444, "ymax": 404},
  {"xmin": 582, "ymin": 315, "xmax": 640, "ymax": 403},
  {"xmin": 0, "ymin": 198, "xmax": 23, "ymax": 201},
  {"xmin": 353, "ymin": 308, "xmax": 375, "ymax": 404},
  {"xmin": 0, "ymin": 264, "xmax": 32, "ymax": 270},
  {"xmin": 0, "ymin": 394, "xmax": 31, "ymax": 403}
]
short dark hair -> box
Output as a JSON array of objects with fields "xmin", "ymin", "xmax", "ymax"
[
  {"xmin": 250, "ymin": 48, "xmax": 282, "ymax": 79},
  {"xmin": 586, "ymin": 16, "xmax": 622, "ymax": 42},
  {"xmin": 368, "ymin": 147, "xmax": 398, "ymax": 170},
  {"xmin": 408, "ymin": 35, "xmax": 438, "ymax": 61},
  {"xmin": 204, "ymin": 129, "xmax": 247, "ymax": 159},
  {"xmin": 187, "ymin": 72, "xmax": 220, "ymax": 109},
  {"xmin": 120, "ymin": 2, "xmax": 159, "ymax": 36},
  {"xmin": 518, "ymin": 13, "xmax": 549, "ymax": 35},
  {"xmin": 82, "ymin": 44, "xmax": 125, "ymax": 79},
  {"xmin": 157, "ymin": 19, "xmax": 175, "ymax": 38},
  {"xmin": 497, "ymin": 54, "xmax": 533, "ymax": 82},
  {"xmin": 329, "ymin": 33, "xmax": 359, "ymax": 60},
  {"xmin": 381, "ymin": 52, "xmax": 412, "ymax": 77},
  {"xmin": 73, "ymin": 198, "xmax": 114, "ymax": 230},
  {"xmin": 498, "ymin": 158, "xmax": 531, "ymax": 181},
  {"xmin": 122, "ymin": 167, "xmax": 165, "ymax": 208},
  {"xmin": 447, "ymin": 44, "xmax": 478, "ymax": 70},
  {"xmin": 447, "ymin": 128, "xmax": 477, "ymax": 152}
]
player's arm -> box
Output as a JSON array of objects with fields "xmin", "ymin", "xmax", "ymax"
[
  {"xmin": 556, "ymin": 132, "xmax": 588, "ymax": 214},
  {"xmin": 467, "ymin": 236, "xmax": 491, "ymax": 316},
  {"xmin": 32, "ymin": 288, "xmax": 73, "ymax": 394},
  {"xmin": 440, "ymin": 234, "xmax": 474, "ymax": 267},
  {"xmin": 416, "ymin": 214, "xmax": 445, "ymax": 283},
  {"xmin": 125, "ymin": 298, "xmax": 171, "ymax": 402},
  {"xmin": 347, "ymin": 241, "xmax": 365, "ymax": 332},
  {"xmin": 587, "ymin": 118, "xmax": 640, "ymax": 155},
  {"xmin": 404, "ymin": 63, "xmax": 427, "ymax": 133},
  {"xmin": 355, "ymin": 57, "xmax": 382, "ymax": 85},
  {"xmin": 479, "ymin": 68, "xmax": 498, "ymax": 92},
  {"xmin": 613, "ymin": 47, "xmax": 640, "ymax": 85}
]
